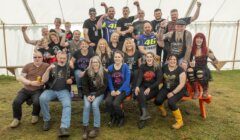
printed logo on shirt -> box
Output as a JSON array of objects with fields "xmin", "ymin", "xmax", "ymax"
[
  {"xmin": 112, "ymin": 71, "xmax": 123, "ymax": 86},
  {"xmin": 163, "ymin": 73, "xmax": 176, "ymax": 89},
  {"xmin": 77, "ymin": 57, "xmax": 90, "ymax": 70},
  {"xmin": 143, "ymin": 71, "xmax": 155, "ymax": 81}
]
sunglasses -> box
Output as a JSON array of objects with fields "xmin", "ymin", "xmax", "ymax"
[{"xmin": 33, "ymin": 56, "xmax": 43, "ymax": 59}]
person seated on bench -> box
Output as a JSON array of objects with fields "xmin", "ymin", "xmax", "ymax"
[
  {"xmin": 40, "ymin": 52, "xmax": 73, "ymax": 137},
  {"xmin": 105, "ymin": 50, "xmax": 131, "ymax": 127},
  {"xmin": 155, "ymin": 54, "xmax": 186, "ymax": 129},
  {"xmin": 10, "ymin": 51, "xmax": 49, "ymax": 128},
  {"xmin": 135, "ymin": 52, "xmax": 162, "ymax": 123},
  {"xmin": 81, "ymin": 56, "xmax": 108, "ymax": 139},
  {"xmin": 187, "ymin": 33, "xmax": 218, "ymax": 99}
]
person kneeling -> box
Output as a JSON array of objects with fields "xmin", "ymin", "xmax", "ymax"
[
  {"xmin": 81, "ymin": 56, "xmax": 107, "ymax": 139},
  {"xmin": 40, "ymin": 52, "xmax": 73, "ymax": 137},
  {"xmin": 155, "ymin": 54, "xmax": 186, "ymax": 129}
]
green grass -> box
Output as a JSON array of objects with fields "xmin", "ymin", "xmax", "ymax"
[{"xmin": 0, "ymin": 71, "xmax": 240, "ymax": 140}]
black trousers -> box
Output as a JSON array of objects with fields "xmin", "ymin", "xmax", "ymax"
[
  {"xmin": 137, "ymin": 87, "xmax": 159, "ymax": 108},
  {"xmin": 12, "ymin": 88, "xmax": 42, "ymax": 120},
  {"xmin": 105, "ymin": 92, "xmax": 126, "ymax": 117},
  {"xmin": 155, "ymin": 88, "xmax": 184, "ymax": 111}
]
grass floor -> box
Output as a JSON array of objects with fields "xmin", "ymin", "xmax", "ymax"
[{"xmin": 0, "ymin": 71, "xmax": 240, "ymax": 140}]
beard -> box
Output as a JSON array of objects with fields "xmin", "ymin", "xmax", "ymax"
[{"xmin": 175, "ymin": 31, "xmax": 184, "ymax": 42}]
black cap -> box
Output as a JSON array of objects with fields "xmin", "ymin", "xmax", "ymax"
[
  {"xmin": 176, "ymin": 19, "xmax": 186, "ymax": 25},
  {"xmin": 89, "ymin": 8, "xmax": 96, "ymax": 13}
]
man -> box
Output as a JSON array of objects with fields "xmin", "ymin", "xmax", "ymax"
[
  {"xmin": 161, "ymin": 2, "xmax": 201, "ymax": 63},
  {"xmin": 117, "ymin": 1, "xmax": 141, "ymax": 45},
  {"xmin": 158, "ymin": 19, "xmax": 192, "ymax": 71},
  {"xmin": 97, "ymin": 6, "xmax": 117, "ymax": 43},
  {"xmin": 151, "ymin": 8, "xmax": 165, "ymax": 58},
  {"xmin": 132, "ymin": 10, "xmax": 148, "ymax": 41},
  {"xmin": 49, "ymin": 18, "xmax": 65, "ymax": 37},
  {"xmin": 83, "ymin": 2, "xmax": 108, "ymax": 51},
  {"xmin": 22, "ymin": 26, "xmax": 49, "ymax": 46},
  {"xmin": 10, "ymin": 51, "xmax": 49, "ymax": 128},
  {"xmin": 40, "ymin": 52, "xmax": 73, "ymax": 137},
  {"xmin": 138, "ymin": 22, "xmax": 160, "ymax": 61}
]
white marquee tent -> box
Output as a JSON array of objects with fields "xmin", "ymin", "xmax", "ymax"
[{"xmin": 0, "ymin": 0, "xmax": 240, "ymax": 75}]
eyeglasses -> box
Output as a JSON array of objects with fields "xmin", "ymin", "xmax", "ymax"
[{"xmin": 33, "ymin": 56, "xmax": 43, "ymax": 59}]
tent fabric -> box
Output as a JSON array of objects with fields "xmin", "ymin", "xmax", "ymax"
[{"xmin": 0, "ymin": 0, "xmax": 239, "ymax": 75}]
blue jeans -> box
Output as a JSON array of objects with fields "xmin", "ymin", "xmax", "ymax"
[
  {"xmin": 39, "ymin": 89, "xmax": 71, "ymax": 128},
  {"xmin": 74, "ymin": 69, "xmax": 84, "ymax": 89},
  {"xmin": 82, "ymin": 95, "xmax": 104, "ymax": 127}
]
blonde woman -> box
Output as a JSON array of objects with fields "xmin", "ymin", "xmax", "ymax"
[
  {"xmin": 135, "ymin": 52, "xmax": 162, "ymax": 128},
  {"xmin": 108, "ymin": 32, "xmax": 122, "ymax": 52},
  {"xmin": 96, "ymin": 38, "xmax": 113, "ymax": 69},
  {"xmin": 81, "ymin": 56, "xmax": 107, "ymax": 139},
  {"xmin": 122, "ymin": 38, "xmax": 142, "ymax": 94}
]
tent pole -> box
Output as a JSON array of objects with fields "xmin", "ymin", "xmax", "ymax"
[
  {"xmin": 232, "ymin": 20, "xmax": 240, "ymax": 70},
  {"xmin": 2, "ymin": 23, "xmax": 9, "ymax": 75},
  {"xmin": 207, "ymin": 21, "xmax": 213, "ymax": 48}
]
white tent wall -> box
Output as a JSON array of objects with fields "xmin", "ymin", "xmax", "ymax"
[
  {"xmin": 0, "ymin": 25, "xmax": 7, "ymax": 75},
  {"xmin": 234, "ymin": 22, "xmax": 240, "ymax": 69}
]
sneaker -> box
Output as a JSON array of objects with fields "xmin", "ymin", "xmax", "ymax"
[
  {"xmin": 88, "ymin": 127, "xmax": 99, "ymax": 138},
  {"xmin": 43, "ymin": 121, "xmax": 50, "ymax": 131},
  {"xmin": 10, "ymin": 118, "xmax": 20, "ymax": 128},
  {"xmin": 31, "ymin": 116, "xmax": 39, "ymax": 124},
  {"xmin": 58, "ymin": 127, "xmax": 70, "ymax": 137}
]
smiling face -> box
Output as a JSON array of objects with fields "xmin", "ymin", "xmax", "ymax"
[
  {"xmin": 168, "ymin": 55, "xmax": 177, "ymax": 67},
  {"xmin": 80, "ymin": 41, "xmax": 89, "ymax": 51},
  {"xmin": 33, "ymin": 51, "xmax": 43, "ymax": 65},
  {"xmin": 146, "ymin": 53, "xmax": 154, "ymax": 66},
  {"xmin": 154, "ymin": 10, "xmax": 162, "ymax": 20},
  {"xmin": 196, "ymin": 37, "xmax": 203, "ymax": 46},
  {"xmin": 175, "ymin": 24, "xmax": 186, "ymax": 32},
  {"xmin": 57, "ymin": 53, "xmax": 67, "ymax": 66},
  {"xmin": 99, "ymin": 41, "xmax": 106, "ymax": 52},
  {"xmin": 111, "ymin": 33, "xmax": 119, "ymax": 43},
  {"xmin": 54, "ymin": 18, "xmax": 61, "ymax": 28},
  {"xmin": 125, "ymin": 39, "xmax": 134, "ymax": 51},
  {"xmin": 114, "ymin": 52, "xmax": 123, "ymax": 65},
  {"xmin": 108, "ymin": 7, "xmax": 115, "ymax": 19},
  {"xmin": 73, "ymin": 30, "xmax": 81, "ymax": 41},
  {"xmin": 122, "ymin": 7, "xmax": 130, "ymax": 17},
  {"xmin": 91, "ymin": 58, "xmax": 100, "ymax": 72},
  {"xmin": 171, "ymin": 11, "xmax": 178, "ymax": 21},
  {"xmin": 144, "ymin": 22, "xmax": 152, "ymax": 34},
  {"xmin": 50, "ymin": 34, "xmax": 59, "ymax": 43}
]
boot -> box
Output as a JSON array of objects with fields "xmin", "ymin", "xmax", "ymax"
[
  {"xmin": 118, "ymin": 112, "xmax": 125, "ymax": 127},
  {"xmin": 58, "ymin": 127, "xmax": 70, "ymax": 137},
  {"xmin": 202, "ymin": 89, "xmax": 209, "ymax": 99},
  {"xmin": 108, "ymin": 113, "xmax": 117, "ymax": 127},
  {"xmin": 31, "ymin": 116, "xmax": 39, "ymax": 124},
  {"xmin": 10, "ymin": 118, "xmax": 20, "ymax": 128},
  {"xmin": 88, "ymin": 127, "xmax": 99, "ymax": 138},
  {"xmin": 140, "ymin": 108, "xmax": 151, "ymax": 120},
  {"xmin": 172, "ymin": 109, "xmax": 184, "ymax": 129},
  {"xmin": 159, "ymin": 105, "xmax": 167, "ymax": 117},
  {"xmin": 82, "ymin": 126, "xmax": 88, "ymax": 140},
  {"xmin": 193, "ymin": 82, "xmax": 200, "ymax": 99}
]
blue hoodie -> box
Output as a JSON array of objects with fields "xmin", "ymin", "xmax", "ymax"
[{"xmin": 107, "ymin": 63, "xmax": 131, "ymax": 96}]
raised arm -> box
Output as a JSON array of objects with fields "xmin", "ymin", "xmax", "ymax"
[
  {"xmin": 22, "ymin": 26, "xmax": 38, "ymax": 46},
  {"xmin": 183, "ymin": 31, "xmax": 193, "ymax": 62},
  {"xmin": 60, "ymin": 32, "xmax": 70, "ymax": 47},
  {"xmin": 190, "ymin": 2, "xmax": 201, "ymax": 22},
  {"xmin": 133, "ymin": 1, "xmax": 141, "ymax": 20},
  {"xmin": 96, "ymin": 14, "xmax": 108, "ymax": 29}
]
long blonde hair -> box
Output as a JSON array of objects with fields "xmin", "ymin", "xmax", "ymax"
[
  {"xmin": 96, "ymin": 38, "xmax": 112, "ymax": 58},
  {"xmin": 145, "ymin": 52, "xmax": 159, "ymax": 71},
  {"xmin": 122, "ymin": 38, "xmax": 136, "ymax": 54},
  {"xmin": 87, "ymin": 56, "xmax": 105, "ymax": 86}
]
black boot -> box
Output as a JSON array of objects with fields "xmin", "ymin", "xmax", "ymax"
[
  {"xmin": 82, "ymin": 126, "xmax": 88, "ymax": 140},
  {"xmin": 118, "ymin": 112, "xmax": 125, "ymax": 127},
  {"xmin": 140, "ymin": 108, "xmax": 151, "ymax": 121},
  {"xmin": 108, "ymin": 113, "xmax": 117, "ymax": 127}
]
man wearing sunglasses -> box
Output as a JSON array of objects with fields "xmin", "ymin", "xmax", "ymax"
[{"xmin": 10, "ymin": 51, "xmax": 49, "ymax": 128}]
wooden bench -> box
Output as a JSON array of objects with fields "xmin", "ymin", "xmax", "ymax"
[{"xmin": 0, "ymin": 66, "xmax": 24, "ymax": 76}]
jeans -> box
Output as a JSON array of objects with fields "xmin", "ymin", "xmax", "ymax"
[
  {"xmin": 39, "ymin": 89, "xmax": 71, "ymax": 128},
  {"xmin": 12, "ymin": 88, "xmax": 42, "ymax": 120},
  {"xmin": 82, "ymin": 95, "xmax": 104, "ymax": 127}
]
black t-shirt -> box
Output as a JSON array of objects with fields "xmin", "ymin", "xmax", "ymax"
[
  {"xmin": 37, "ymin": 48, "xmax": 52, "ymax": 63},
  {"xmin": 111, "ymin": 65, "xmax": 123, "ymax": 90},
  {"xmin": 48, "ymin": 42, "xmax": 63, "ymax": 55},
  {"xmin": 133, "ymin": 20, "xmax": 148, "ymax": 36},
  {"xmin": 48, "ymin": 64, "xmax": 71, "ymax": 91},
  {"xmin": 136, "ymin": 64, "xmax": 162, "ymax": 89},
  {"xmin": 83, "ymin": 16, "xmax": 102, "ymax": 44},
  {"xmin": 73, "ymin": 50, "xmax": 94, "ymax": 71},
  {"xmin": 117, "ymin": 16, "xmax": 135, "ymax": 42},
  {"xmin": 162, "ymin": 65, "xmax": 184, "ymax": 91},
  {"xmin": 109, "ymin": 42, "xmax": 123, "ymax": 53},
  {"xmin": 151, "ymin": 18, "xmax": 165, "ymax": 32},
  {"xmin": 124, "ymin": 50, "xmax": 142, "ymax": 70},
  {"xmin": 100, "ymin": 53, "xmax": 113, "ymax": 69}
]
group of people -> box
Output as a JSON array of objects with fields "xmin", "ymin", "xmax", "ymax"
[{"xmin": 10, "ymin": 1, "xmax": 218, "ymax": 139}]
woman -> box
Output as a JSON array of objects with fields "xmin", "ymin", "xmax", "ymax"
[
  {"xmin": 49, "ymin": 18, "xmax": 65, "ymax": 37},
  {"xmin": 122, "ymin": 38, "xmax": 142, "ymax": 91},
  {"xmin": 70, "ymin": 40, "xmax": 94, "ymax": 98},
  {"xmin": 187, "ymin": 33, "xmax": 218, "ymax": 99},
  {"xmin": 105, "ymin": 50, "xmax": 131, "ymax": 127},
  {"xmin": 155, "ymin": 54, "xmax": 186, "ymax": 129},
  {"xmin": 135, "ymin": 52, "xmax": 162, "ymax": 123},
  {"xmin": 81, "ymin": 56, "xmax": 107, "ymax": 139},
  {"xmin": 108, "ymin": 32, "xmax": 122, "ymax": 53},
  {"xmin": 96, "ymin": 38, "xmax": 113, "ymax": 70}
]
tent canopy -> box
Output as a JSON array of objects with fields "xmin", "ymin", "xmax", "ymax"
[{"xmin": 0, "ymin": 0, "xmax": 239, "ymax": 24}]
